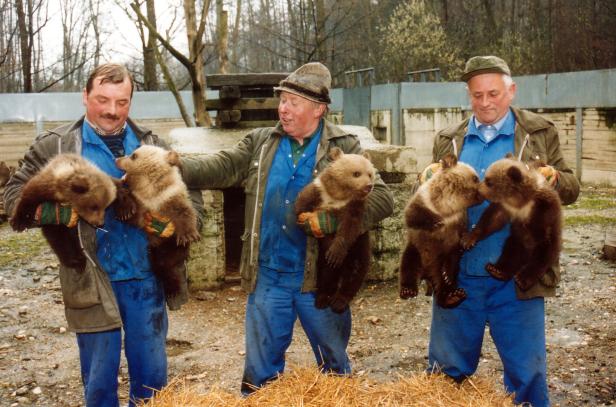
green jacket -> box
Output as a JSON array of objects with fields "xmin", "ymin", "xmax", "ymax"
[
  {"xmin": 181, "ymin": 119, "xmax": 395, "ymax": 293},
  {"xmin": 432, "ymin": 106, "xmax": 580, "ymax": 299},
  {"xmin": 3, "ymin": 117, "xmax": 204, "ymax": 333}
]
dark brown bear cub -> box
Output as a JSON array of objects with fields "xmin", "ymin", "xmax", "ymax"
[
  {"xmin": 115, "ymin": 145, "xmax": 200, "ymax": 297},
  {"xmin": 461, "ymin": 157, "xmax": 562, "ymax": 291},
  {"xmin": 399, "ymin": 154, "xmax": 483, "ymax": 308},
  {"xmin": 9, "ymin": 154, "xmax": 118, "ymax": 271},
  {"xmin": 295, "ymin": 147, "xmax": 375, "ymax": 313}
]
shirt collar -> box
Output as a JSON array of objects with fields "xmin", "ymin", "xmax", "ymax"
[{"xmin": 473, "ymin": 109, "xmax": 511, "ymax": 133}]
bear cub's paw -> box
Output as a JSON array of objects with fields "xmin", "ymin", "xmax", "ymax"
[
  {"xmin": 399, "ymin": 286, "xmax": 418, "ymax": 300},
  {"xmin": 485, "ymin": 263, "xmax": 509, "ymax": 281}
]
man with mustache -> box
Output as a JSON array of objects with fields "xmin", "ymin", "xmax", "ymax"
[{"xmin": 4, "ymin": 63, "xmax": 203, "ymax": 406}]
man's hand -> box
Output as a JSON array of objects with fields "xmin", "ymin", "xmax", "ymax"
[
  {"xmin": 143, "ymin": 211, "xmax": 175, "ymax": 238},
  {"xmin": 418, "ymin": 162, "xmax": 442, "ymax": 184},
  {"xmin": 297, "ymin": 211, "xmax": 338, "ymax": 238},
  {"xmin": 537, "ymin": 164, "xmax": 560, "ymax": 188},
  {"xmin": 34, "ymin": 202, "xmax": 79, "ymax": 227}
]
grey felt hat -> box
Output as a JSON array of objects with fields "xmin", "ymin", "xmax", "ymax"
[
  {"xmin": 461, "ymin": 56, "xmax": 511, "ymax": 82},
  {"xmin": 274, "ymin": 62, "xmax": 331, "ymax": 104}
]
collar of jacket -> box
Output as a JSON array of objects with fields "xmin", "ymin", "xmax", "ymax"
[
  {"xmin": 43, "ymin": 116, "xmax": 154, "ymax": 154},
  {"xmin": 271, "ymin": 119, "xmax": 356, "ymax": 165}
]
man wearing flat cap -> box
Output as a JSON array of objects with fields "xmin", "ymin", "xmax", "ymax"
[
  {"xmin": 424, "ymin": 56, "xmax": 579, "ymax": 406},
  {"xmin": 181, "ymin": 62, "xmax": 393, "ymax": 394}
]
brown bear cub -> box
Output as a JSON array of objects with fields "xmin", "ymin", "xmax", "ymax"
[
  {"xmin": 399, "ymin": 154, "xmax": 483, "ymax": 308},
  {"xmin": 115, "ymin": 145, "xmax": 200, "ymax": 296},
  {"xmin": 295, "ymin": 147, "xmax": 375, "ymax": 313},
  {"xmin": 9, "ymin": 154, "xmax": 118, "ymax": 271},
  {"xmin": 461, "ymin": 157, "xmax": 562, "ymax": 291}
]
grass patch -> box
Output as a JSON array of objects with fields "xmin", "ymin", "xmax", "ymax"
[
  {"xmin": 0, "ymin": 224, "xmax": 48, "ymax": 267},
  {"xmin": 567, "ymin": 193, "xmax": 615, "ymax": 211},
  {"xmin": 564, "ymin": 215, "xmax": 616, "ymax": 227}
]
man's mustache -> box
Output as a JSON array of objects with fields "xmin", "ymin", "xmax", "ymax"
[{"xmin": 101, "ymin": 113, "xmax": 120, "ymax": 120}]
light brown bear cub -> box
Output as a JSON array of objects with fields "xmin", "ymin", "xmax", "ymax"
[
  {"xmin": 399, "ymin": 154, "xmax": 483, "ymax": 308},
  {"xmin": 9, "ymin": 154, "xmax": 118, "ymax": 271},
  {"xmin": 461, "ymin": 156, "xmax": 562, "ymax": 291},
  {"xmin": 116, "ymin": 145, "xmax": 200, "ymax": 296},
  {"xmin": 295, "ymin": 147, "xmax": 375, "ymax": 313}
]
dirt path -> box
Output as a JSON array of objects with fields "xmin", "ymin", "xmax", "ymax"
[{"xmin": 0, "ymin": 187, "xmax": 614, "ymax": 406}]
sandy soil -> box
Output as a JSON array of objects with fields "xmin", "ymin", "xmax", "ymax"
[{"xmin": 0, "ymin": 186, "xmax": 614, "ymax": 406}]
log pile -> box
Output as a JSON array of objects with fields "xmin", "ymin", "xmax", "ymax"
[{"xmin": 206, "ymin": 73, "xmax": 288, "ymax": 128}]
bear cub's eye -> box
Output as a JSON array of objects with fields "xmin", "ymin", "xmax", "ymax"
[
  {"xmin": 352, "ymin": 171, "xmax": 361, "ymax": 177},
  {"xmin": 131, "ymin": 153, "xmax": 138, "ymax": 160}
]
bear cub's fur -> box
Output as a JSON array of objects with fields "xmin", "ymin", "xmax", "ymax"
[
  {"xmin": 9, "ymin": 153, "xmax": 118, "ymax": 271},
  {"xmin": 295, "ymin": 147, "xmax": 375, "ymax": 313},
  {"xmin": 116, "ymin": 145, "xmax": 200, "ymax": 297},
  {"xmin": 399, "ymin": 154, "xmax": 483, "ymax": 308},
  {"xmin": 461, "ymin": 156, "xmax": 562, "ymax": 291}
]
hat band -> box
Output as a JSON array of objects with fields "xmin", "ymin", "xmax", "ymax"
[{"xmin": 279, "ymin": 80, "xmax": 331, "ymax": 104}]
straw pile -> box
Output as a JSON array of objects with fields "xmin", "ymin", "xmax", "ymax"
[{"xmin": 144, "ymin": 367, "xmax": 516, "ymax": 406}]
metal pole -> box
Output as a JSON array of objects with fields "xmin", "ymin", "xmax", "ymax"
[{"xmin": 575, "ymin": 107, "xmax": 583, "ymax": 181}]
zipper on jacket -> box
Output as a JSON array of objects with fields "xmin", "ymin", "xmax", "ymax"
[{"xmin": 249, "ymin": 143, "xmax": 267, "ymax": 265}]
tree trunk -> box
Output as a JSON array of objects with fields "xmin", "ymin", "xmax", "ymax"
[
  {"xmin": 15, "ymin": 0, "xmax": 32, "ymax": 92},
  {"xmin": 155, "ymin": 47, "xmax": 193, "ymax": 126},
  {"xmin": 183, "ymin": 0, "xmax": 212, "ymax": 127},
  {"xmin": 315, "ymin": 0, "xmax": 326, "ymax": 63},
  {"xmin": 89, "ymin": 0, "xmax": 102, "ymax": 67},
  {"xmin": 143, "ymin": 0, "xmax": 158, "ymax": 90},
  {"xmin": 230, "ymin": 0, "xmax": 242, "ymax": 70},
  {"xmin": 216, "ymin": 0, "xmax": 229, "ymax": 74}
]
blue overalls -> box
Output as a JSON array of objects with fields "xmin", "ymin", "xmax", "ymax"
[
  {"xmin": 428, "ymin": 110, "xmax": 550, "ymax": 407},
  {"xmin": 77, "ymin": 121, "xmax": 168, "ymax": 407},
  {"xmin": 241, "ymin": 121, "xmax": 352, "ymax": 394}
]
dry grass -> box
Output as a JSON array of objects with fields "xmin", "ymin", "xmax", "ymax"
[{"xmin": 143, "ymin": 366, "xmax": 516, "ymax": 407}]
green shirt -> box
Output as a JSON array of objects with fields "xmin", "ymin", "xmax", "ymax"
[{"xmin": 288, "ymin": 120, "xmax": 324, "ymax": 165}]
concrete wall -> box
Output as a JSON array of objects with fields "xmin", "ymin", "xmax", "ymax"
[
  {"xmin": 398, "ymin": 107, "xmax": 615, "ymax": 185},
  {"xmin": 0, "ymin": 119, "xmax": 186, "ymax": 166}
]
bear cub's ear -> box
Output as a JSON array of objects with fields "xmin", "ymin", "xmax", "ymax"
[
  {"xmin": 328, "ymin": 147, "xmax": 343, "ymax": 161},
  {"xmin": 506, "ymin": 166, "xmax": 524, "ymax": 183},
  {"xmin": 69, "ymin": 174, "xmax": 91, "ymax": 194},
  {"xmin": 440, "ymin": 153, "xmax": 458, "ymax": 170},
  {"xmin": 167, "ymin": 150, "xmax": 180, "ymax": 167}
]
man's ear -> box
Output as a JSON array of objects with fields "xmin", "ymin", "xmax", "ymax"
[
  {"xmin": 314, "ymin": 103, "xmax": 326, "ymax": 118},
  {"xmin": 82, "ymin": 88, "xmax": 88, "ymax": 107}
]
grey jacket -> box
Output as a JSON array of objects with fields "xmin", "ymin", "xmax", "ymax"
[
  {"xmin": 432, "ymin": 106, "xmax": 580, "ymax": 298},
  {"xmin": 3, "ymin": 117, "xmax": 204, "ymax": 333},
  {"xmin": 181, "ymin": 119, "xmax": 395, "ymax": 293}
]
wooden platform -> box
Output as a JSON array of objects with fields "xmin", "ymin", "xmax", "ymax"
[{"xmin": 205, "ymin": 73, "xmax": 288, "ymax": 128}]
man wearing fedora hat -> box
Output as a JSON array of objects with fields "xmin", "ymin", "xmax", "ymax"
[
  {"xmin": 424, "ymin": 56, "xmax": 579, "ymax": 406},
  {"xmin": 180, "ymin": 62, "xmax": 393, "ymax": 394}
]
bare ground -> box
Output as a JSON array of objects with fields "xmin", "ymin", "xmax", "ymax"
[{"xmin": 0, "ymin": 186, "xmax": 614, "ymax": 406}]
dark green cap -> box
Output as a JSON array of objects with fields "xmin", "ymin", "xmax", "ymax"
[{"xmin": 461, "ymin": 56, "xmax": 511, "ymax": 82}]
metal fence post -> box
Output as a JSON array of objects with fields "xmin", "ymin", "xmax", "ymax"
[{"xmin": 575, "ymin": 107, "xmax": 583, "ymax": 181}]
